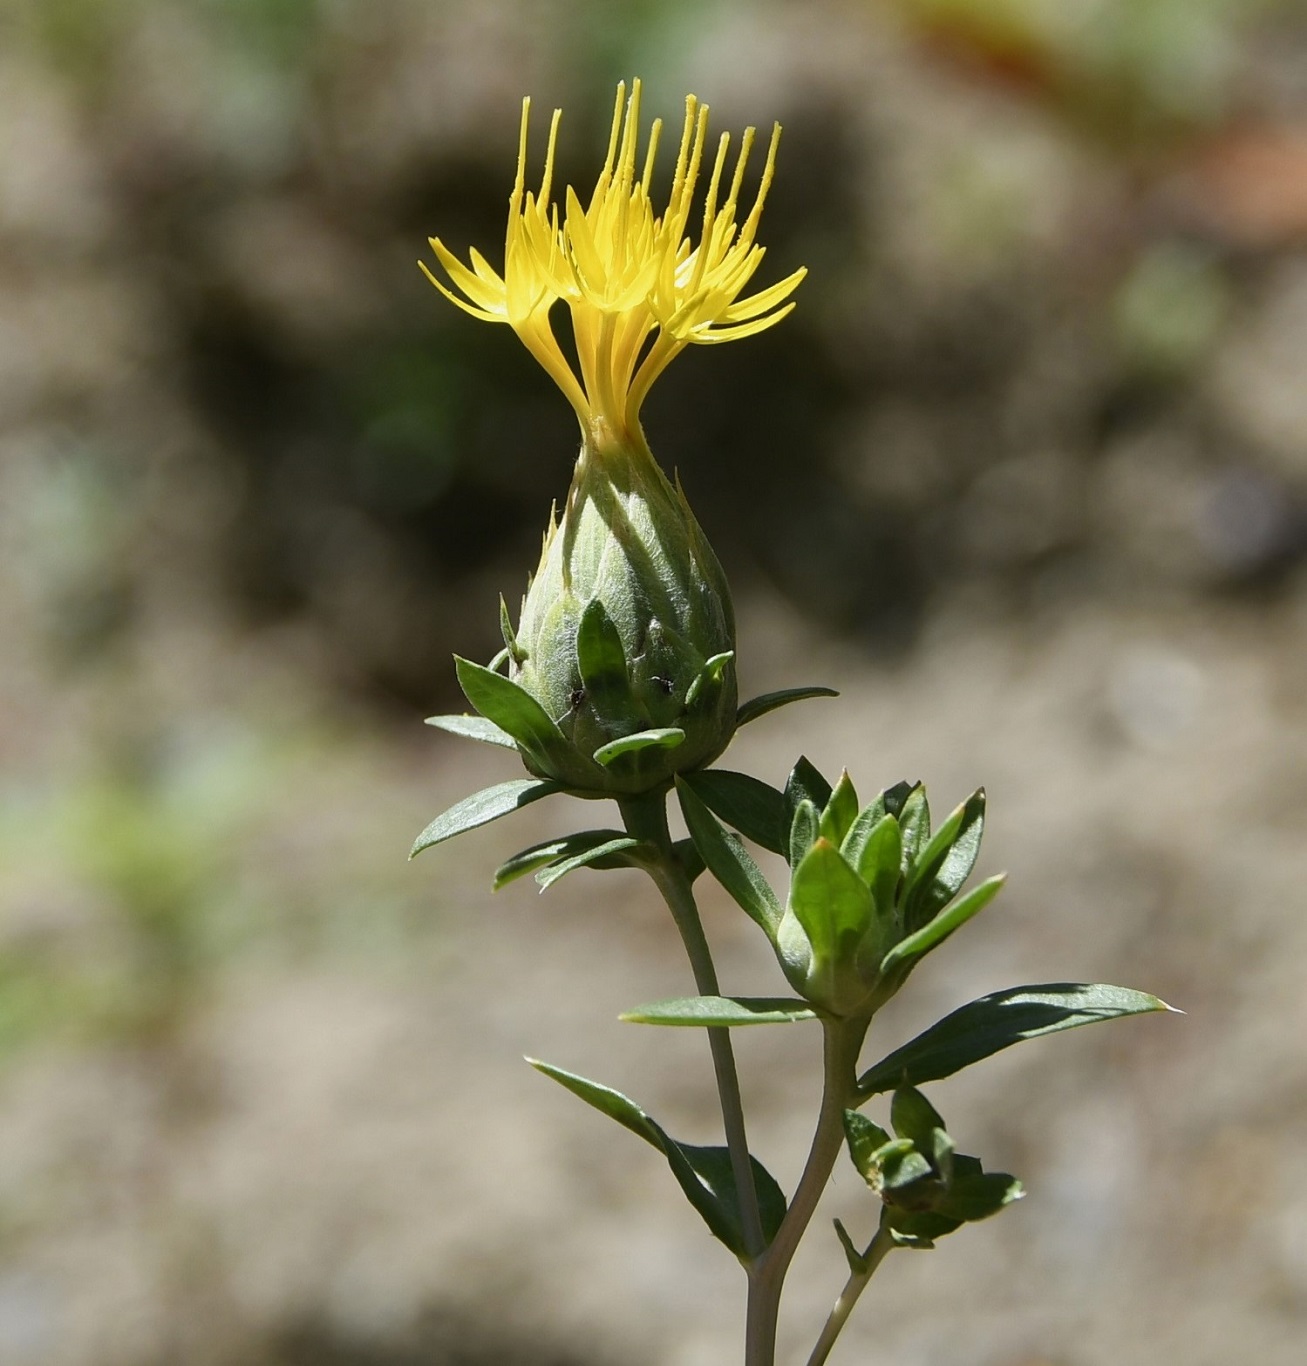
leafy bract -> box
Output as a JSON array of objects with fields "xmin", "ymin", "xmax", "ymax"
[
  {"xmin": 620, "ymin": 996, "xmax": 817, "ymax": 1026},
  {"xmin": 856, "ymin": 983, "xmax": 1174, "ymax": 1097},
  {"xmin": 423, "ymin": 714, "xmax": 518, "ymax": 749},
  {"xmin": 529, "ymin": 1059, "xmax": 787, "ymax": 1257},
  {"xmin": 736, "ymin": 686, "xmax": 839, "ymax": 728},
  {"xmin": 410, "ymin": 779, "xmax": 561, "ymax": 857},
  {"xmin": 680, "ymin": 770, "xmax": 787, "ymax": 855}
]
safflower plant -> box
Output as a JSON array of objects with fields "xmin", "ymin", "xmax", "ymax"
[{"xmin": 413, "ymin": 80, "xmax": 1173, "ymax": 1366}]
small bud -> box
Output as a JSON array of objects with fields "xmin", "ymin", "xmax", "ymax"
[{"xmin": 507, "ymin": 435, "xmax": 737, "ymax": 795}]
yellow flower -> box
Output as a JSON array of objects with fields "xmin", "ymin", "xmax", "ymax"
[{"xmin": 423, "ymin": 79, "xmax": 806, "ymax": 451}]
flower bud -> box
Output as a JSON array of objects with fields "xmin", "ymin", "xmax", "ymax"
[{"xmin": 505, "ymin": 433, "xmax": 737, "ymax": 795}]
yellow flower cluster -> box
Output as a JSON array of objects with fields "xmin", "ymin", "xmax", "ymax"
[{"xmin": 423, "ymin": 79, "xmax": 806, "ymax": 450}]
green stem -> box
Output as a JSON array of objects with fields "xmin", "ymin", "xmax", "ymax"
[
  {"xmin": 804, "ymin": 1226, "xmax": 895, "ymax": 1366},
  {"xmin": 620, "ymin": 793, "xmax": 766, "ymax": 1264},
  {"xmin": 745, "ymin": 1017, "xmax": 865, "ymax": 1366}
]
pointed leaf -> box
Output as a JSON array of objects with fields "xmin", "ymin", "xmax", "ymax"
[
  {"xmin": 785, "ymin": 756, "xmax": 832, "ymax": 825},
  {"xmin": 819, "ymin": 770, "xmax": 860, "ymax": 847},
  {"xmin": 938, "ymin": 1172, "xmax": 1024, "ymax": 1223},
  {"xmin": 737, "ymin": 686, "xmax": 839, "ymax": 728},
  {"xmin": 788, "ymin": 798, "xmax": 820, "ymax": 870},
  {"xmin": 853, "ymin": 814, "xmax": 902, "ymax": 920},
  {"xmin": 410, "ymin": 779, "xmax": 561, "ymax": 857},
  {"xmin": 897, "ymin": 784, "xmax": 931, "ymax": 870},
  {"xmin": 680, "ymin": 770, "xmax": 787, "ymax": 855},
  {"xmin": 890, "ymin": 1086, "xmax": 947, "ymax": 1149},
  {"xmin": 879, "ymin": 874, "xmax": 1006, "ymax": 975},
  {"xmin": 576, "ymin": 599, "xmax": 638, "ymax": 721},
  {"xmin": 833, "ymin": 1217, "xmax": 869, "ymax": 1275},
  {"xmin": 856, "ymin": 984, "xmax": 1175, "ymax": 1098},
  {"xmin": 593, "ymin": 727, "xmax": 685, "ymax": 766},
  {"xmin": 493, "ymin": 829, "xmax": 629, "ymax": 889},
  {"xmin": 499, "ymin": 595, "xmax": 526, "ymax": 665},
  {"xmin": 677, "ymin": 779, "xmax": 783, "ymax": 938},
  {"xmin": 536, "ymin": 836, "xmax": 646, "ymax": 889},
  {"xmin": 789, "ymin": 839, "xmax": 875, "ymax": 966},
  {"xmin": 424, "ymin": 714, "xmax": 519, "ymax": 750},
  {"xmin": 620, "ymin": 996, "xmax": 817, "ymax": 1026},
  {"xmin": 527, "ymin": 1060, "xmax": 786, "ymax": 1255},
  {"xmin": 685, "ymin": 651, "xmax": 735, "ymax": 709},
  {"xmin": 455, "ymin": 655, "xmax": 570, "ymax": 771},
  {"xmin": 844, "ymin": 1109, "xmax": 893, "ymax": 1182},
  {"xmin": 903, "ymin": 789, "xmax": 985, "ymax": 930}
]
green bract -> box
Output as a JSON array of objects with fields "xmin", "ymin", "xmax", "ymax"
[{"xmin": 478, "ymin": 433, "xmax": 737, "ymax": 796}]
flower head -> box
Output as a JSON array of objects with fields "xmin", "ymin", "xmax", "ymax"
[{"xmin": 423, "ymin": 79, "xmax": 806, "ymax": 449}]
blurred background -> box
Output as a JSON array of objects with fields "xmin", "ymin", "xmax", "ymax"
[{"xmin": 3, "ymin": 0, "xmax": 1307, "ymax": 1362}]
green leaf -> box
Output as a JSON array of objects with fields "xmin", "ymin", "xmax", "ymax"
[
  {"xmin": 788, "ymin": 798, "xmax": 820, "ymax": 870},
  {"xmin": 455, "ymin": 656, "xmax": 570, "ymax": 772},
  {"xmin": 844, "ymin": 1109, "xmax": 893, "ymax": 1182},
  {"xmin": 938, "ymin": 1172, "xmax": 1024, "ymax": 1223},
  {"xmin": 685, "ymin": 651, "xmax": 735, "ymax": 709},
  {"xmin": 499, "ymin": 595, "xmax": 526, "ymax": 665},
  {"xmin": 789, "ymin": 839, "xmax": 874, "ymax": 967},
  {"xmin": 620, "ymin": 996, "xmax": 817, "ymax": 1026},
  {"xmin": 875, "ymin": 781, "xmax": 916, "ymax": 822},
  {"xmin": 819, "ymin": 770, "xmax": 860, "ymax": 847},
  {"xmin": 879, "ymin": 874, "xmax": 1006, "ymax": 976},
  {"xmin": 423, "ymin": 714, "xmax": 519, "ymax": 750},
  {"xmin": 677, "ymin": 779, "xmax": 782, "ymax": 938},
  {"xmin": 833, "ymin": 1217, "xmax": 869, "ymax": 1275},
  {"xmin": 536, "ymin": 836, "xmax": 646, "ymax": 889},
  {"xmin": 680, "ymin": 770, "xmax": 787, "ymax": 856},
  {"xmin": 902, "ymin": 790, "xmax": 985, "ymax": 930},
  {"xmin": 673, "ymin": 837, "xmax": 705, "ymax": 882},
  {"xmin": 736, "ymin": 686, "xmax": 839, "ymax": 728},
  {"xmin": 852, "ymin": 814, "xmax": 902, "ymax": 921},
  {"xmin": 576, "ymin": 598, "xmax": 638, "ymax": 722},
  {"xmin": 493, "ymin": 829, "xmax": 629, "ymax": 889},
  {"xmin": 410, "ymin": 779, "xmax": 561, "ymax": 857},
  {"xmin": 593, "ymin": 727, "xmax": 685, "ymax": 766},
  {"xmin": 528, "ymin": 1059, "xmax": 786, "ymax": 1255},
  {"xmin": 785, "ymin": 756, "xmax": 832, "ymax": 825},
  {"xmin": 890, "ymin": 1086, "xmax": 946, "ymax": 1149},
  {"xmin": 856, "ymin": 983, "xmax": 1175, "ymax": 1097},
  {"xmin": 884, "ymin": 1209, "xmax": 959, "ymax": 1246},
  {"xmin": 879, "ymin": 1143, "xmax": 934, "ymax": 1192},
  {"xmin": 897, "ymin": 784, "xmax": 930, "ymax": 870}
]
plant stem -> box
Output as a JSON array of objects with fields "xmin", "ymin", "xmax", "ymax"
[
  {"xmin": 620, "ymin": 794, "xmax": 765, "ymax": 1263},
  {"xmin": 804, "ymin": 1227, "xmax": 895, "ymax": 1366},
  {"xmin": 745, "ymin": 1017, "xmax": 865, "ymax": 1366}
]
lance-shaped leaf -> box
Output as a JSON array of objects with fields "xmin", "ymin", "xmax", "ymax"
[
  {"xmin": 499, "ymin": 595, "xmax": 526, "ymax": 665},
  {"xmin": 593, "ymin": 727, "xmax": 685, "ymax": 766},
  {"xmin": 736, "ymin": 686, "xmax": 839, "ymax": 728},
  {"xmin": 493, "ymin": 829, "xmax": 631, "ymax": 889},
  {"xmin": 576, "ymin": 598, "xmax": 639, "ymax": 725},
  {"xmin": 896, "ymin": 784, "xmax": 931, "ymax": 870},
  {"xmin": 620, "ymin": 996, "xmax": 817, "ymax": 1026},
  {"xmin": 937, "ymin": 1170, "xmax": 1023, "ymax": 1223},
  {"xmin": 879, "ymin": 874, "xmax": 1005, "ymax": 976},
  {"xmin": 789, "ymin": 839, "xmax": 874, "ymax": 968},
  {"xmin": 789, "ymin": 798, "xmax": 820, "ymax": 870},
  {"xmin": 455, "ymin": 655, "xmax": 572, "ymax": 772},
  {"xmin": 410, "ymin": 778, "xmax": 561, "ymax": 857},
  {"xmin": 856, "ymin": 983, "xmax": 1175, "ymax": 1098},
  {"xmin": 843, "ymin": 1109, "xmax": 893, "ymax": 1180},
  {"xmin": 424, "ymin": 714, "xmax": 519, "ymax": 749},
  {"xmin": 851, "ymin": 813, "xmax": 902, "ymax": 921},
  {"xmin": 528, "ymin": 1060, "xmax": 787, "ymax": 1256},
  {"xmin": 902, "ymin": 789, "xmax": 985, "ymax": 931},
  {"xmin": 785, "ymin": 756, "xmax": 833, "ymax": 828},
  {"xmin": 677, "ymin": 779, "xmax": 782, "ymax": 938},
  {"xmin": 680, "ymin": 769, "xmax": 787, "ymax": 856},
  {"xmin": 536, "ymin": 836, "xmax": 646, "ymax": 889},
  {"xmin": 685, "ymin": 651, "xmax": 735, "ymax": 710},
  {"xmin": 819, "ymin": 770, "xmax": 860, "ymax": 847}
]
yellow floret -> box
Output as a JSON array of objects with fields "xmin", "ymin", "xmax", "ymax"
[{"xmin": 423, "ymin": 79, "xmax": 806, "ymax": 451}]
